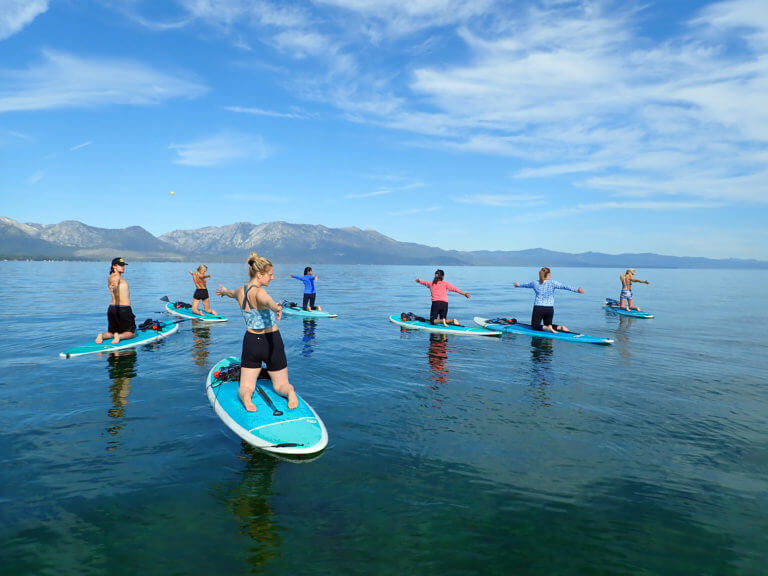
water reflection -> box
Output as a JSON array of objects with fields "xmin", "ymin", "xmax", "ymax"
[
  {"xmin": 104, "ymin": 350, "xmax": 138, "ymax": 450},
  {"xmin": 529, "ymin": 338, "xmax": 553, "ymax": 408},
  {"xmin": 614, "ymin": 316, "xmax": 634, "ymax": 359},
  {"xmin": 302, "ymin": 319, "xmax": 317, "ymax": 357},
  {"xmin": 427, "ymin": 334, "xmax": 450, "ymax": 389},
  {"xmin": 191, "ymin": 325, "xmax": 211, "ymax": 367},
  {"xmin": 214, "ymin": 444, "xmax": 281, "ymax": 571}
]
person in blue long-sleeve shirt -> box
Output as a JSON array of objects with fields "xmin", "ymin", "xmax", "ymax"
[
  {"xmin": 290, "ymin": 267, "xmax": 322, "ymax": 311},
  {"xmin": 514, "ymin": 267, "xmax": 584, "ymax": 333}
]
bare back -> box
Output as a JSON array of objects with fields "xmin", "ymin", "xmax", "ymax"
[{"xmin": 108, "ymin": 272, "xmax": 131, "ymax": 306}]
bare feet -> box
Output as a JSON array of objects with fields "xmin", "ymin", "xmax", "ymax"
[
  {"xmin": 111, "ymin": 334, "xmax": 120, "ymax": 344},
  {"xmin": 95, "ymin": 333, "xmax": 104, "ymax": 343},
  {"xmin": 287, "ymin": 391, "xmax": 299, "ymax": 409},
  {"xmin": 239, "ymin": 391, "xmax": 258, "ymax": 412}
]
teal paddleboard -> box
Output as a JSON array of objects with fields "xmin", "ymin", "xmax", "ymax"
[
  {"xmin": 604, "ymin": 298, "xmax": 654, "ymax": 318},
  {"xmin": 165, "ymin": 301, "xmax": 227, "ymax": 322},
  {"xmin": 474, "ymin": 316, "xmax": 614, "ymax": 345},
  {"xmin": 206, "ymin": 356, "xmax": 328, "ymax": 457},
  {"xmin": 60, "ymin": 320, "xmax": 180, "ymax": 358},
  {"xmin": 282, "ymin": 306, "xmax": 337, "ymax": 318},
  {"xmin": 390, "ymin": 314, "xmax": 501, "ymax": 337}
]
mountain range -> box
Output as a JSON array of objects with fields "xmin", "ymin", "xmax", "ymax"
[{"xmin": 1, "ymin": 216, "xmax": 766, "ymax": 268}]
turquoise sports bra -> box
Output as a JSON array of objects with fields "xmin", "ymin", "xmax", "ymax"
[{"xmin": 240, "ymin": 285, "xmax": 277, "ymax": 330}]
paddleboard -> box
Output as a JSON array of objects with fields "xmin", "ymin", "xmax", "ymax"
[
  {"xmin": 165, "ymin": 301, "xmax": 227, "ymax": 322},
  {"xmin": 206, "ymin": 356, "xmax": 328, "ymax": 457},
  {"xmin": 282, "ymin": 305, "xmax": 337, "ymax": 318},
  {"xmin": 390, "ymin": 314, "xmax": 502, "ymax": 337},
  {"xmin": 60, "ymin": 320, "xmax": 180, "ymax": 358},
  {"xmin": 474, "ymin": 317, "xmax": 614, "ymax": 345},
  {"xmin": 604, "ymin": 298, "xmax": 654, "ymax": 318}
]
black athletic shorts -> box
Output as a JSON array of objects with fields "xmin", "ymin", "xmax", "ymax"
[
  {"xmin": 241, "ymin": 330, "xmax": 288, "ymax": 371},
  {"xmin": 430, "ymin": 300, "xmax": 449, "ymax": 323},
  {"xmin": 193, "ymin": 288, "xmax": 209, "ymax": 300},
  {"xmin": 531, "ymin": 305, "xmax": 558, "ymax": 331},
  {"xmin": 302, "ymin": 293, "xmax": 316, "ymax": 310},
  {"xmin": 107, "ymin": 305, "xmax": 136, "ymax": 334}
]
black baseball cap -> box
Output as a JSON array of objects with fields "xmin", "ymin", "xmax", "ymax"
[{"xmin": 111, "ymin": 257, "xmax": 127, "ymax": 266}]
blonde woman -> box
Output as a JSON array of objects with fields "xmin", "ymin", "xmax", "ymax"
[
  {"xmin": 216, "ymin": 253, "xmax": 298, "ymax": 412},
  {"xmin": 189, "ymin": 264, "xmax": 216, "ymax": 316},
  {"xmin": 514, "ymin": 267, "xmax": 584, "ymax": 333},
  {"xmin": 619, "ymin": 268, "xmax": 650, "ymax": 311}
]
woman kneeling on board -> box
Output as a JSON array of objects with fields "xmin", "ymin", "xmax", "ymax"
[
  {"xmin": 216, "ymin": 252, "xmax": 298, "ymax": 412},
  {"xmin": 514, "ymin": 267, "xmax": 584, "ymax": 333},
  {"xmin": 416, "ymin": 269, "xmax": 470, "ymax": 326}
]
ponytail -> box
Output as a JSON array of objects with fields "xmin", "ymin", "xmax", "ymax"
[
  {"xmin": 538, "ymin": 267, "xmax": 551, "ymax": 283},
  {"xmin": 247, "ymin": 252, "xmax": 273, "ymax": 278},
  {"xmin": 433, "ymin": 269, "xmax": 445, "ymax": 284}
]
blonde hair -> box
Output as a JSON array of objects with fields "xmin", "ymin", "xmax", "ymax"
[
  {"xmin": 196, "ymin": 264, "xmax": 207, "ymax": 274},
  {"xmin": 539, "ymin": 267, "xmax": 551, "ymax": 283},
  {"xmin": 626, "ymin": 268, "xmax": 636, "ymax": 274},
  {"xmin": 247, "ymin": 252, "xmax": 273, "ymax": 278}
]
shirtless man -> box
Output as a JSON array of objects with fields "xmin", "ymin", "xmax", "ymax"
[
  {"xmin": 95, "ymin": 257, "xmax": 136, "ymax": 344},
  {"xmin": 619, "ymin": 268, "xmax": 650, "ymax": 311}
]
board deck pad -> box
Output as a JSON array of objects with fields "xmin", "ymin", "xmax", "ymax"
[
  {"xmin": 166, "ymin": 301, "xmax": 227, "ymax": 322},
  {"xmin": 206, "ymin": 357, "xmax": 328, "ymax": 456},
  {"xmin": 474, "ymin": 317, "xmax": 614, "ymax": 345},
  {"xmin": 604, "ymin": 298, "xmax": 654, "ymax": 318},
  {"xmin": 390, "ymin": 314, "xmax": 501, "ymax": 337},
  {"xmin": 282, "ymin": 306, "xmax": 337, "ymax": 318},
  {"xmin": 60, "ymin": 320, "xmax": 179, "ymax": 358}
]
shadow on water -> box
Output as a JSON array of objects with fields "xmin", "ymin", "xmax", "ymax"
[
  {"xmin": 302, "ymin": 319, "xmax": 317, "ymax": 357},
  {"xmin": 191, "ymin": 325, "xmax": 211, "ymax": 367},
  {"xmin": 529, "ymin": 337, "xmax": 553, "ymax": 408},
  {"xmin": 103, "ymin": 350, "xmax": 138, "ymax": 450}
]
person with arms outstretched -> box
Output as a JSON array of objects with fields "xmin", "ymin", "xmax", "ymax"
[
  {"xmin": 514, "ymin": 267, "xmax": 584, "ymax": 333},
  {"xmin": 95, "ymin": 257, "xmax": 136, "ymax": 344},
  {"xmin": 217, "ymin": 252, "xmax": 298, "ymax": 412},
  {"xmin": 619, "ymin": 268, "xmax": 650, "ymax": 311},
  {"xmin": 416, "ymin": 269, "xmax": 470, "ymax": 326}
]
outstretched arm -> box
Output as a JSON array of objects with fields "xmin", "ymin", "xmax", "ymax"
[
  {"xmin": 632, "ymin": 278, "xmax": 650, "ymax": 285},
  {"xmin": 216, "ymin": 283, "xmax": 236, "ymax": 299}
]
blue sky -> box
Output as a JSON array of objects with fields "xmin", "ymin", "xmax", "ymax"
[{"xmin": 1, "ymin": 0, "xmax": 767, "ymax": 259}]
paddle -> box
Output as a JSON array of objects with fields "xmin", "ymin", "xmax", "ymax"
[{"xmin": 256, "ymin": 384, "xmax": 283, "ymax": 416}]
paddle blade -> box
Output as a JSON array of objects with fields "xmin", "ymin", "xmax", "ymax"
[{"xmin": 160, "ymin": 295, "xmax": 170, "ymax": 302}]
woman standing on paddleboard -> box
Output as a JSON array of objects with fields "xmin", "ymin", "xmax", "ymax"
[
  {"xmin": 416, "ymin": 269, "xmax": 470, "ymax": 326},
  {"xmin": 216, "ymin": 252, "xmax": 298, "ymax": 412},
  {"xmin": 189, "ymin": 264, "xmax": 217, "ymax": 316},
  {"xmin": 514, "ymin": 267, "xmax": 584, "ymax": 333}
]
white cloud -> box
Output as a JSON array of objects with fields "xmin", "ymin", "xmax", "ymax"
[
  {"xmin": 0, "ymin": 50, "xmax": 207, "ymax": 113},
  {"xmin": 512, "ymin": 200, "xmax": 725, "ymax": 222},
  {"xmin": 70, "ymin": 140, "xmax": 92, "ymax": 151},
  {"xmin": 28, "ymin": 170, "xmax": 44, "ymax": 184},
  {"xmin": 0, "ymin": 0, "xmax": 48, "ymax": 41},
  {"xmin": 454, "ymin": 193, "xmax": 544, "ymax": 207},
  {"xmin": 346, "ymin": 189, "xmax": 392, "ymax": 199},
  {"xmin": 388, "ymin": 206, "xmax": 440, "ymax": 216},
  {"xmin": 224, "ymin": 105, "xmax": 311, "ymax": 119},
  {"xmin": 169, "ymin": 132, "xmax": 270, "ymax": 166}
]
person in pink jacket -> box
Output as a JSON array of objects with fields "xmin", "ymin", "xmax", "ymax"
[{"xmin": 415, "ymin": 269, "xmax": 471, "ymax": 326}]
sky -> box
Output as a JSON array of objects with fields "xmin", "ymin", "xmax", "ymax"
[{"xmin": 1, "ymin": 0, "xmax": 767, "ymax": 260}]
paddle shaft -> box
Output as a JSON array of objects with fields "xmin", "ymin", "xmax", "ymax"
[{"xmin": 256, "ymin": 384, "xmax": 283, "ymax": 416}]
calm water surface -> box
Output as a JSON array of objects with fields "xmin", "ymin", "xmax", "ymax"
[{"xmin": 1, "ymin": 262, "xmax": 767, "ymax": 575}]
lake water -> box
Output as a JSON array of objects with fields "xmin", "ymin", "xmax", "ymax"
[{"xmin": 1, "ymin": 262, "xmax": 767, "ymax": 575}]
